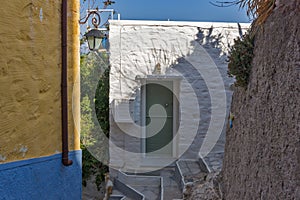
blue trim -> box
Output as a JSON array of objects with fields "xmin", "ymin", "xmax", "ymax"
[
  {"xmin": 0, "ymin": 150, "xmax": 82, "ymax": 200},
  {"xmin": 0, "ymin": 151, "xmax": 81, "ymax": 171}
]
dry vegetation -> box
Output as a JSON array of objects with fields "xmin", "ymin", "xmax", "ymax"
[
  {"xmin": 242, "ymin": 0, "xmax": 276, "ymax": 26},
  {"xmin": 213, "ymin": 0, "xmax": 276, "ymax": 26}
]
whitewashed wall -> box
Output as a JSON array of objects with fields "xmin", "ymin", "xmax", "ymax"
[{"xmin": 108, "ymin": 20, "xmax": 249, "ymax": 172}]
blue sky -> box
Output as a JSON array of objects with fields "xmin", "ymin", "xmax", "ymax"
[
  {"xmin": 112, "ymin": 0, "xmax": 249, "ymax": 22},
  {"xmin": 80, "ymin": 0, "xmax": 250, "ymax": 37},
  {"xmin": 81, "ymin": 0, "xmax": 250, "ymax": 23}
]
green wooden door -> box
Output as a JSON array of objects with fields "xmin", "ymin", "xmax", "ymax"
[{"xmin": 146, "ymin": 81, "xmax": 173, "ymax": 156}]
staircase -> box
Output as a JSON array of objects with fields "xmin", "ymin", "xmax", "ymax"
[
  {"xmin": 110, "ymin": 170, "xmax": 161, "ymax": 200},
  {"xmin": 109, "ymin": 158, "xmax": 211, "ymax": 200}
]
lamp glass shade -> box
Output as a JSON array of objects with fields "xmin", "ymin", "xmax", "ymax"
[
  {"xmin": 94, "ymin": 37, "xmax": 102, "ymax": 50},
  {"xmin": 84, "ymin": 29, "xmax": 106, "ymax": 51},
  {"xmin": 87, "ymin": 36, "xmax": 96, "ymax": 51}
]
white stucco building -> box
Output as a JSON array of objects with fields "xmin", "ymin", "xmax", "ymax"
[{"xmin": 108, "ymin": 20, "xmax": 249, "ymax": 173}]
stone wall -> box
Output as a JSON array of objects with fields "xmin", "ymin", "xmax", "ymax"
[
  {"xmin": 109, "ymin": 20, "xmax": 249, "ymax": 172},
  {"xmin": 222, "ymin": 1, "xmax": 300, "ymax": 199}
]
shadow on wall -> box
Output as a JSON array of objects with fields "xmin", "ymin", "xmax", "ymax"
[
  {"xmin": 111, "ymin": 25, "xmax": 235, "ymax": 161},
  {"xmin": 171, "ymin": 25, "xmax": 232, "ymax": 159},
  {"xmin": 196, "ymin": 26, "xmax": 227, "ymax": 61}
]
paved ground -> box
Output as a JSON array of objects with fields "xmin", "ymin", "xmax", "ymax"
[
  {"xmin": 177, "ymin": 160, "xmax": 202, "ymax": 178},
  {"xmin": 203, "ymin": 152, "xmax": 224, "ymax": 172},
  {"xmin": 160, "ymin": 168, "xmax": 183, "ymax": 200},
  {"xmin": 143, "ymin": 167, "xmax": 182, "ymax": 200},
  {"xmin": 111, "ymin": 189, "xmax": 133, "ymax": 200},
  {"xmin": 111, "ymin": 167, "xmax": 182, "ymax": 200}
]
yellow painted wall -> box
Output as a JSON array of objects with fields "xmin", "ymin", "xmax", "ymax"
[{"xmin": 0, "ymin": 0, "xmax": 80, "ymax": 163}]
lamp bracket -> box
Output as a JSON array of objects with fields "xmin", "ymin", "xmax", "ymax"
[{"xmin": 79, "ymin": 9, "xmax": 114, "ymax": 29}]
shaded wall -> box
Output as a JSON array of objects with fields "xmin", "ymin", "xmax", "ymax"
[
  {"xmin": 222, "ymin": 1, "xmax": 300, "ymax": 199},
  {"xmin": 109, "ymin": 20, "xmax": 249, "ymax": 172}
]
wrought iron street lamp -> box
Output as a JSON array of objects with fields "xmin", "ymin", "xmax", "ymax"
[
  {"xmin": 84, "ymin": 28, "xmax": 107, "ymax": 51},
  {"xmin": 79, "ymin": 1, "xmax": 115, "ymax": 52}
]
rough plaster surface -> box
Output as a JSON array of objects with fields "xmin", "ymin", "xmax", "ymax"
[
  {"xmin": 109, "ymin": 20, "xmax": 249, "ymax": 171},
  {"xmin": 222, "ymin": 2, "xmax": 300, "ymax": 199},
  {"xmin": 0, "ymin": 151, "xmax": 82, "ymax": 199},
  {"xmin": 0, "ymin": 0, "xmax": 80, "ymax": 163}
]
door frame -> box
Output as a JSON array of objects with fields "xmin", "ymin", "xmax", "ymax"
[{"xmin": 140, "ymin": 76, "xmax": 181, "ymax": 158}]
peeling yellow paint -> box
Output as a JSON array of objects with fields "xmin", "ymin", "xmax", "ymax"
[
  {"xmin": 0, "ymin": 0, "xmax": 80, "ymax": 163},
  {"xmin": 0, "ymin": 155, "xmax": 6, "ymax": 162}
]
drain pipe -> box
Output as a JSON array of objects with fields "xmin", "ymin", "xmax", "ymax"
[{"xmin": 61, "ymin": 0, "xmax": 73, "ymax": 166}]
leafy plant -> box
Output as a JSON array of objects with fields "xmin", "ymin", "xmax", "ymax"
[
  {"xmin": 95, "ymin": 67, "xmax": 110, "ymax": 137},
  {"xmin": 81, "ymin": 144, "xmax": 108, "ymax": 190},
  {"xmin": 80, "ymin": 52, "xmax": 110, "ymax": 190},
  {"xmin": 228, "ymin": 31, "xmax": 255, "ymax": 88}
]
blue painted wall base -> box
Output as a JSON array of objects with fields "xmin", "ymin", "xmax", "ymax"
[{"xmin": 0, "ymin": 151, "xmax": 82, "ymax": 200}]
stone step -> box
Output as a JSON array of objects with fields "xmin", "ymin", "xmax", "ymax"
[
  {"xmin": 114, "ymin": 178, "xmax": 145, "ymax": 200},
  {"xmin": 116, "ymin": 170, "xmax": 161, "ymax": 200},
  {"xmin": 109, "ymin": 195, "xmax": 125, "ymax": 200},
  {"xmin": 164, "ymin": 186, "xmax": 182, "ymax": 200},
  {"xmin": 109, "ymin": 196, "xmax": 134, "ymax": 200},
  {"xmin": 112, "ymin": 167, "xmax": 185, "ymax": 200},
  {"xmin": 110, "ymin": 188, "xmax": 126, "ymax": 200},
  {"xmin": 160, "ymin": 168, "xmax": 183, "ymax": 200},
  {"xmin": 127, "ymin": 167, "xmax": 183, "ymax": 200}
]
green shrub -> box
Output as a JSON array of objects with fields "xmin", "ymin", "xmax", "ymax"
[
  {"xmin": 228, "ymin": 31, "xmax": 255, "ymax": 88},
  {"xmin": 81, "ymin": 144, "xmax": 108, "ymax": 190},
  {"xmin": 80, "ymin": 52, "xmax": 110, "ymax": 190}
]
